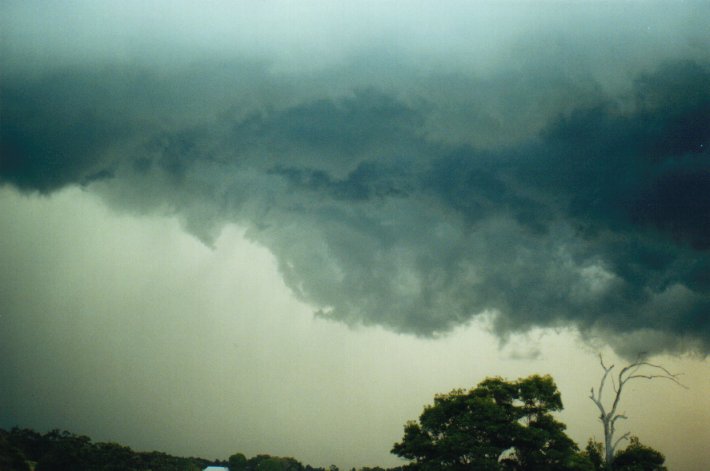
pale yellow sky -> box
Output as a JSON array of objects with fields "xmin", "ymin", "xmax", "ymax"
[{"xmin": 1, "ymin": 187, "xmax": 708, "ymax": 470}]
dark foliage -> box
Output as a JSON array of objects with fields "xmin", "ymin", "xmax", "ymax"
[
  {"xmin": 582, "ymin": 439, "xmax": 605, "ymax": 471},
  {"xmin": 392, "ymin": 375, "xmax": 594, "ymax": 470},
  {"xmin": 1, "ymin": 427, "xmax": 406, "ymax": 471},
  {"xmin": 613, "ymin": 437, "xmax": 667, "ymax": 471},
  {"xmin": 0, "ymin": 429, "xmax": 30, "ymax": 471},
  {"xmin": 2, "ymin": 427, "xmax": 212, "ymax": 471}
]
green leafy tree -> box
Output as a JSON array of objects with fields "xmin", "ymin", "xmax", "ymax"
[
  {"xmin": 582, "ymin": 439, "xmax": 605, "ymax": 471},
  {"xmin": 613, "ymin": 437, "xmax": 666, "ymax": 471},
  {"xmin": 392, "ymin": 375, "xmax": 591, "ymax": 470},
  {"xmin": 230, "ymin": 452, "xmax": 249, "ymax": 470}
]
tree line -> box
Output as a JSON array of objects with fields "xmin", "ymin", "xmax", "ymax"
[
  {"xmin": 1, "ymin": 358, "xmax": 676, "ymax": 470},
  {"xmin": 0, "ymin": 427, "xmax": 218, "ymax": 471},
  {"xmin": 0, "ymin": 427, "xmax": 405, "ymax": 471}
]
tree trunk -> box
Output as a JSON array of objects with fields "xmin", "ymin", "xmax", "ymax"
[{"xmin": 603, "ymin": 418, "xmax": 613, "ymax": 468}]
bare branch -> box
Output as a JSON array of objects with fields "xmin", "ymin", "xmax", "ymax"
[
  {"xmin": 611, "ymin": 414, "xmax": 627, "ymax": 426},
  {"xmin": 595, "ymin": 354, "xmax": 614, "ymax": 405},
  {"xmin": 625, "ymin": 362, "xmax": 689, "ymax": 388},
  {"xmin": 598, "ymin": 353, "xmax": 613, "ymax": 373},
  {"xmin": 626, "ymin": 373, "xmax": 688, "ymax": 388},
  {"xmin": 612, "ymin": 432, "xmax": 630, "ymax": 453},
  {"xmin": 589, "ymin": 388, "xmax": 606, "ymax": 418},
  {"xmin": 588, "ymin": 353, "xmax": 686, "ymax": 468},
  {"xmin": 639, "ymin": 361, "xmax": 678, "ymax": 376}
]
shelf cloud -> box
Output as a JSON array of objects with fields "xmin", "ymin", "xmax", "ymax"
[{"xmin": 2, "ymin": 1, "xmax": 708, "ymax": 356}]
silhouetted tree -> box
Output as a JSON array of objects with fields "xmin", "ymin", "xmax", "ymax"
[
  {"xmin": 392, "ymin": 375, "xmax": 591, "ymax": 470},
  {"xmin": 35, "ymin": 429, "xmax": 93, "ymax": 471},
  {"xmin": 230, "ymin": 452, "xmax": 249, "ymax": 470},
  {"xmin": 613, "ymin": 437, "xmax": 666, "ymax": 471},
  {"xmin": 6, "ymin": 427, "xmax": 45, "ymax": 463},
  {"xmin": 3, "ymin": 427, "xmax": 208, "ymax": 471},
  {"xmin": 0, "ymin": 430, "xmax": 30, "ymax": 471},
  {"xmin": 244, "ymin": 454, "xmax": 305, "ymax": 471}
]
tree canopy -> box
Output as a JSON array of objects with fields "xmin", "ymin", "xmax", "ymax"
[
  {"xmin": 1, "ymin": 427, "xmax": 358, "ymax": 471},
  {"xmin": 584, "ymin": 436, "xmax": 667, "ymax": 471},
  {"xmin": 391, "ymin": 375, "xmax": 592, "ymax": 470}
]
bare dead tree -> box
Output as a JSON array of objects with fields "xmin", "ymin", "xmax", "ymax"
[{"xmin": 588, "ymin": 353, "xmax": 686, "ymax": 468}]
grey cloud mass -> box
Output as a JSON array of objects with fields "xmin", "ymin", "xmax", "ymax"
[{"xmin": 2, "ymin": 1, "xmax": 709, "ymax": 357}]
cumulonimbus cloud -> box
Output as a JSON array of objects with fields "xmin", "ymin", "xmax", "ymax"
[{"xmin": 2, "ymin": 2, "xmax": 708, "ymax": 356}]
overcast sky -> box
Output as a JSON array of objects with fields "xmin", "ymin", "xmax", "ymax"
[{"xmin": 1, "ymin": 1, "xmax": 709, "ymax": 469}]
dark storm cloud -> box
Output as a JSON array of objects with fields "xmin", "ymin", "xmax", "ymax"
[
  {"xmin": 1, "ymin": 70, "xmax": 128, "ymax": 192},
  {"xmin": 2, "ymin": 1, "xmax": 709, "ymax": 355}
]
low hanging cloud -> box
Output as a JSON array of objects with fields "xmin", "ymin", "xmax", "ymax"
[{"xmin": 1, "ymin": 2, "xmax": 709, "ymax": 356}]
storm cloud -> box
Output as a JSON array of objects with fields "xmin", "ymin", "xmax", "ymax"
[{"xmin": 2, "ymin": 1, "xmax": 709, "ymax": 356}]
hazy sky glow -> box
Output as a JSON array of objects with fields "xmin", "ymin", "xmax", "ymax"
[{"xmin": 1, "ymin": 1, "xmax": 709, "ymax": 469}]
